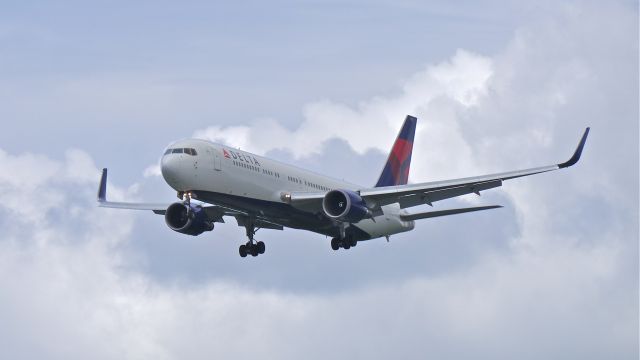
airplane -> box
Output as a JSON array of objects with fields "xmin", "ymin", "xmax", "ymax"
[{"xmin": 98, "ymin": 116, "xmax": 590, "ymax": 258}]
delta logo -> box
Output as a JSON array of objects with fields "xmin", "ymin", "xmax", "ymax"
[{"xmin": 224, "ymin": 148, "xmax": 262, "ymax": 166}]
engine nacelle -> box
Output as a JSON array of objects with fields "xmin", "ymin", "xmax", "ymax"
[
  {"xmin": 164, "ymin": 202, "xmax": 214, "ymax": 236},
  {"xmin": 322, "ymin": 189, "xmax": 370, "ymax": 223}
]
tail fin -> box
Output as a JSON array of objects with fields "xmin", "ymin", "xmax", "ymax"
[{"xmin": 375, "ymin": 115, "xmax": 417, "ymax": 187}]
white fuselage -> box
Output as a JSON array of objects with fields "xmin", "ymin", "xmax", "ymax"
[{"xmin": 160, "ymin": 139, "xmax": 414, "ymax": 240}]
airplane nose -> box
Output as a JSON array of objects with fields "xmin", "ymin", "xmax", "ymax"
[{"xmin": 161, "ymin": 155, "xmax": 181, "ymax": 187}]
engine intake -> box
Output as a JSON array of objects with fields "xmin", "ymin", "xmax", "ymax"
[
  {"xmin": 165, "ymin": 202, "xmax": 214, "ymax": 236},
  {"xmin": 322, "ymin": 189, "xmax": 370, "ymax": 223}
]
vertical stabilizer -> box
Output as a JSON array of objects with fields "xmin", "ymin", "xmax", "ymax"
[{"xmin": 375, "ymin": 115, "xmax": 417, "ymax": 187}]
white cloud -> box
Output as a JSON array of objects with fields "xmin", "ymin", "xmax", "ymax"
[
  {"xmin": 193, "ymin": 49, "xmax": 492, "ymax": 174},
  {"xmin": 143, "ymin": 163, "xmax": 162, "ymax": 178},
  {"xmin": 0, "ymin": 181, "xmax": 632, "ymax": 359}
]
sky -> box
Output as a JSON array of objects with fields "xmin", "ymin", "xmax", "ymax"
[{"xmin": 0, "ymin": 0, "xmax": 638, "ymax": 359}]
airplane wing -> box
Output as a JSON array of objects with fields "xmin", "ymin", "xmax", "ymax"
[
  {"xmin": 286, "ymin": 128, "xmax": 590, "ymax": 214},
  {"xmin": 97, "ymin": 168, "xmax": 236, "ymax": 222},
  {"xmin": 97, "ymin": 169, "xmax": 171, "ymax": 214},
  {"xmin": 97, "ymin": 168, "xmax": 283, "ymax": 229}
]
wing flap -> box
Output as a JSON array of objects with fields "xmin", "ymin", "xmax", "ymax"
[
  {"xmin": 400, "ymin": 205, "xmax": 502, "ymax": 221},
  {"xmin": 396, "ymin": 179, "xmax": 503, "ymax": 209}
]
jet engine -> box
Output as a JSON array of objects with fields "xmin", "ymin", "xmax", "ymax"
[
  {"xmin": 164, "ymin": 202, "xmax": 214, "ymax": 236},
  {"xmin": 322, "ymin": 189, "xmax": 370, "ymax": 223}
]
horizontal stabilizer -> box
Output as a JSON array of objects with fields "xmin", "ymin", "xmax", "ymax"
[{"xmin": 400, "ymin": 205, "xmax": 502, "ymax": 221}]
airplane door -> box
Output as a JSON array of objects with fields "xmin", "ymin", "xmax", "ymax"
[{"xmin": 214, "ymin": 153, "xmax": 222, "ymax": 171}]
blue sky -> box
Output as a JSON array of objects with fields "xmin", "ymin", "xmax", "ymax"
[
  {"xmin": 0, "ymin": 0, "xmax": 525, "ymax": 165},
  {"xmin": 0, "ymin": 1, "xmax": 637, "ymax": 359}
]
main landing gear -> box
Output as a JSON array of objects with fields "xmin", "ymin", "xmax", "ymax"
[
  {"xmin": 330, "ymin": 222, "xmax": 357, "ymax": 251},
  {"xmin": 239, "ymin": 241, "xmax": 265, "ymax": 258},
  {"xmin": 239, "ymin": 220, "xmax": 266, "ymax": 258},
  {"xmin": 331, "ymin": 237, "xmax": 357, "ymax": 251}
]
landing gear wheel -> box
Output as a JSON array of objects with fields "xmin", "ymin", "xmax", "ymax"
[
  {"xmin": 343, "ymin": 243, "xmax": 351, "ymax": 250},
  {"xmin": 239, "ymin": 218, "xmax": 265, "ymax": 258},
  {"xmin": 330, "ymin": 238, "xmax": 340, "ymax": 251}
]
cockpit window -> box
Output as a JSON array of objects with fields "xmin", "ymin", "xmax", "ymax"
[{"xmin": 165, "ymin": 148, "xmax": 197, "ymax": 156}]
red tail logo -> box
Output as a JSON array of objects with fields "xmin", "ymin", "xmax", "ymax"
[{"xmin": 375, "ymin": 115, "xmax": 417, "ymax": 187}]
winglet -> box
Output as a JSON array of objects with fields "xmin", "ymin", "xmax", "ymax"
[
  {"xmin": 98, "ymin": 168, "xmax": 108, "ymax": 202},
  {"xmin": 558, "ymin": 127, "xmax": 590, "ymax": 169}
]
